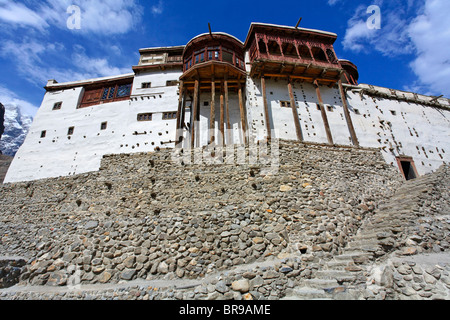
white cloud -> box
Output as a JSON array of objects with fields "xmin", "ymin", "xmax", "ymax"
[
  {"xmin": 408, "ymin": 0, "xmax": 450, "ymax": 97},
  {"xmin": 0, "ymin": 0, "xmax": 144, "ymax": 35},
  {"xmin": 0, "ymin": 85, "xmax": 38, "ymax": 117},
  {"xmin": 342, "ymin": 1, "xmax": 415, "ymax": 56},
  {"xmin": 0, "ymin": 0, "xmax": 48, "ymax": 30},
  {"xmin": 151, "ymin": 0, "xmax": 164, "ymax": 15},
  {"xmin": 327, "ymin": 0, "xmax": 342, "ymax": 6},
  {"xmin": 0, "ymin": 39, "xmax": 131, "ymax": 88}
]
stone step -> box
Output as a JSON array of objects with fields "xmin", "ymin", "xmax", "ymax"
[
  {"xmin": 315, "ymin": 269, "xmax": 356, "ymax": 282},
  {"xmin": 285, "ymin": 287, "xmax": 331, "ymax": 300},
  {"xmin": 326, "ymin": 259, "xmax": 353, "ymax": 269},
  {"xmin": 301, "ymin": 278, "xmax": 340, "ymax": 289},
  {"xmin": 335, "ymin": 251, "xmax": 373, "ymax": 260}
]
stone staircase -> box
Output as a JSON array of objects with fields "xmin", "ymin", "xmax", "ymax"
[{"xmin": 283, "ymin": 166, "xmax": 446, "ymax": 300}]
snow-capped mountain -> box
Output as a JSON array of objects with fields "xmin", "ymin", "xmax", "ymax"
[{"xmin": 0, "ymin": 103, "xmax": 33, "ymax": 156}]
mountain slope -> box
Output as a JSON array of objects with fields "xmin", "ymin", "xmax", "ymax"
[{"xmin": 0, "ymin": 103, "xmax": 33, "ymax": 156}]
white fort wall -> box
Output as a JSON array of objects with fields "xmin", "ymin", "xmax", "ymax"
[
  {"xmin": 4, "ymin": 70, "xmax": 183, "ymax": 183},
  {"xmin": 4, "ymin": 70, "xmax": 450, "ymax": 183}
]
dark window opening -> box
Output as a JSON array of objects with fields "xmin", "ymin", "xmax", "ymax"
[
  {"xmin": 53, "ymin": 102, "xmax": 62, "ymax": 110},
  {"xmin": 267, "ymin": 40, "xmax": 281, "ymax": 55},
  {"xmin": 68, "ymin": 127, "xmax": 74, "ymax": 135},
  {"xmin": 258, "ymin": 39, "xmax": 267, "ymax": 54},
  {"xmin": 298, "ymin": 45, "xmax": 312, "ymax": 60},
  {"xmin": 311, "ymin": 47, "xmax": 328, "ymax": 63},
  {"xmin": 40, "ymin": 130, "xmax": 46, "ymax": 138},
  {"xmin": 397, "ymin": 157, "xmax": 418, "ymax": 181},
  {"xmin": 166, "ymin": 80, "xmax": 178, "ymax": 87},
  {"xmin": 101, "ymin": 122, "xmax": 107, "ymax": 130},
  {"xmin": 282, "ymin": 42, "xmax": 298, "ymax": 59},
  {"xmin": 222, "ymin": 50, "xmax": 233, "ymax": 63},
  {"xmin": 280, "ymin": 101, "xmax": 291, "ymax": 108},
  {"xmin": 142, "ymin": 82, "xmax": 152, "ymax": 89}
]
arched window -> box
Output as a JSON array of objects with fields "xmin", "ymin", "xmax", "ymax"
[
  {"xmin": 282, "ymin": 42, "xmax": 298, "ymax": 58},
  {"xmin": 258, "ymin": 39, "xmax": 267, "ymax": 54},
  {"xmin": 267, "ymin": 40, "xmax": 282, "ymax": 55},
  {"xmin": 298, "ymin": 45, "xmax": 312, "ymax": 60},
  {"xmin": 326, "ymin": 49, "xmax": 337, "ymax": 64},
  {"xmin": 311, "ymin": 47, "xmax": 328, "ymax": 63}
]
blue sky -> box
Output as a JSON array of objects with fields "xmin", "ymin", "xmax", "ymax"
[{"xmin": 0, "ymin": 0, "xmax": 449, "ymax": 117}]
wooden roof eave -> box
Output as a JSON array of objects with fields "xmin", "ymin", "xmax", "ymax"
[{"xmin": 180, "ymin": 60, "xmax": 247, "ymax": 81}]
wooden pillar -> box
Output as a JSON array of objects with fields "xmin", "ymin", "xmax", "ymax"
[
  {"xmin": 191, "ymin": 79, "xmax": 199, "ymax": 149},
  {"xmin": 261, "ymin": 76, "xmax": 272, "ymax": 141},
  {"xmin": 238, "ymin": 84, "xmax": 247, "ymax": 145},
  {"xmin": 225, "ymin": 78, "xmax": 232, "ymax": 145},
  {"xmin": 288, "ymin": 78, "xmax": 303, "ymax": 142},
  {"xmin": 180, "ymin": 87, "xmax": 187, "ymax": 133},
  {"xmin": 209, "ymin": 78, "xmax": 216, "ymax": 145},
  {"xmin": 175, "ymin": 80, "xmax": 184, "ymax": 148},
  {"xmin": 220, "ymin": 90, "xmax": 225, "ymax": 147},
  {"xmin": 338, "ymin": 80, "xmax": 359, "ymax": 147},
  {"xmin": 314, "ymin": 80, "xmax": 333, "ymax": 145}
]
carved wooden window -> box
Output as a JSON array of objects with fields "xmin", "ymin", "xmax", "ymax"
[
  {"xmin": 326, "ymin": 49, "xmax": 337, "ymax": 64},
  {"xmin": 79, "ymin": 80, "xmax": 133, "ymax": 108}
]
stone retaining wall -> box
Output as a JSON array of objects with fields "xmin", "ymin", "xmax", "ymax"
[{"xmin": 1, "ymin": 141, "xmax": 429, "ymax": 300}]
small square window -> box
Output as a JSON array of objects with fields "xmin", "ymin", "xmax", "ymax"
[
  {"xmin": 68, "ymin": 127, "xmax": 74, "ymax": 135},
  {"xmin": 40, "ymin": 130, "xmax": 46, "ymax": 138},
  {"xmin": 280, "ymin": 101, "xmax": 291, "ymax": 108},
  {"xmin": 162, "ymin": 112, "xmax": 177, "ymax": 120},
  {"xmin": 166, "ymin": 80, "xmax": 178, "ymax": 87},
  {"xmin": 142, "ymin": 82, "xmax": 152, "ymax": 89},
  {"xmin": 354, "ymin": 109, "xmax": 360, "ymax": 115},
  {"xmin": 101, "ymin": 122, "xmax": 107, "ymax": 130},
  {"xmin": 390, "ymin": 110, "xmax": 397, "ymax": 115},
  {"xmin": 327, "ymin": 106, "xmax": 333, "ymax": 112},
  {"xmin": 137, "ymin": 113, "xmax": 152, "ymax": 121},
  {"xmin": 203, "ymin": 101, "xmax": 209, "ymax": 106},
  {"xmin": 53, "ymin": 102, "xmax": 62, "ymax": 110}
]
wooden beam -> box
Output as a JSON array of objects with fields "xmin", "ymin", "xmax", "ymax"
[
  {"xmin": 288, "ymin": 78, "xmax": 303, "ymax": 142},
  {"xmin": 261, "ymin": 76, "xmax": 272, "ymax": 141},
  {"xmin": 180, "ymin": 87, "xmax": 187, "ymax": 131},
  {"xmin": 175, "ymin": 80, "xmax": 184, "ymax": 148},
  {"xmin": 295, "ymin": 17, "xmax": 302, "ymax": 29},
  {"xmin": 338, "ymin": 80, "xmax": 359, "ymax": 147},
  {"xmin": 225, "ymin": 77, "xmax": 232, "ymax": 145},
  {"xmin": 238, "ymin": 85, "xmax": 248, "ymax": 145},
  {"xmin": 314, "ymin": 80, "xmax": 333, "ymax": 145},
  {"xmin": 209, "ymin": 77, "xmax": 216, "ymax": 145},
  {"xmin": 220, "ymin": 93, "xmax": 225, "ymax": 147},
  {"xmin": 191, "ymin": 79, "xmax": 199, "ymax": 149}
]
